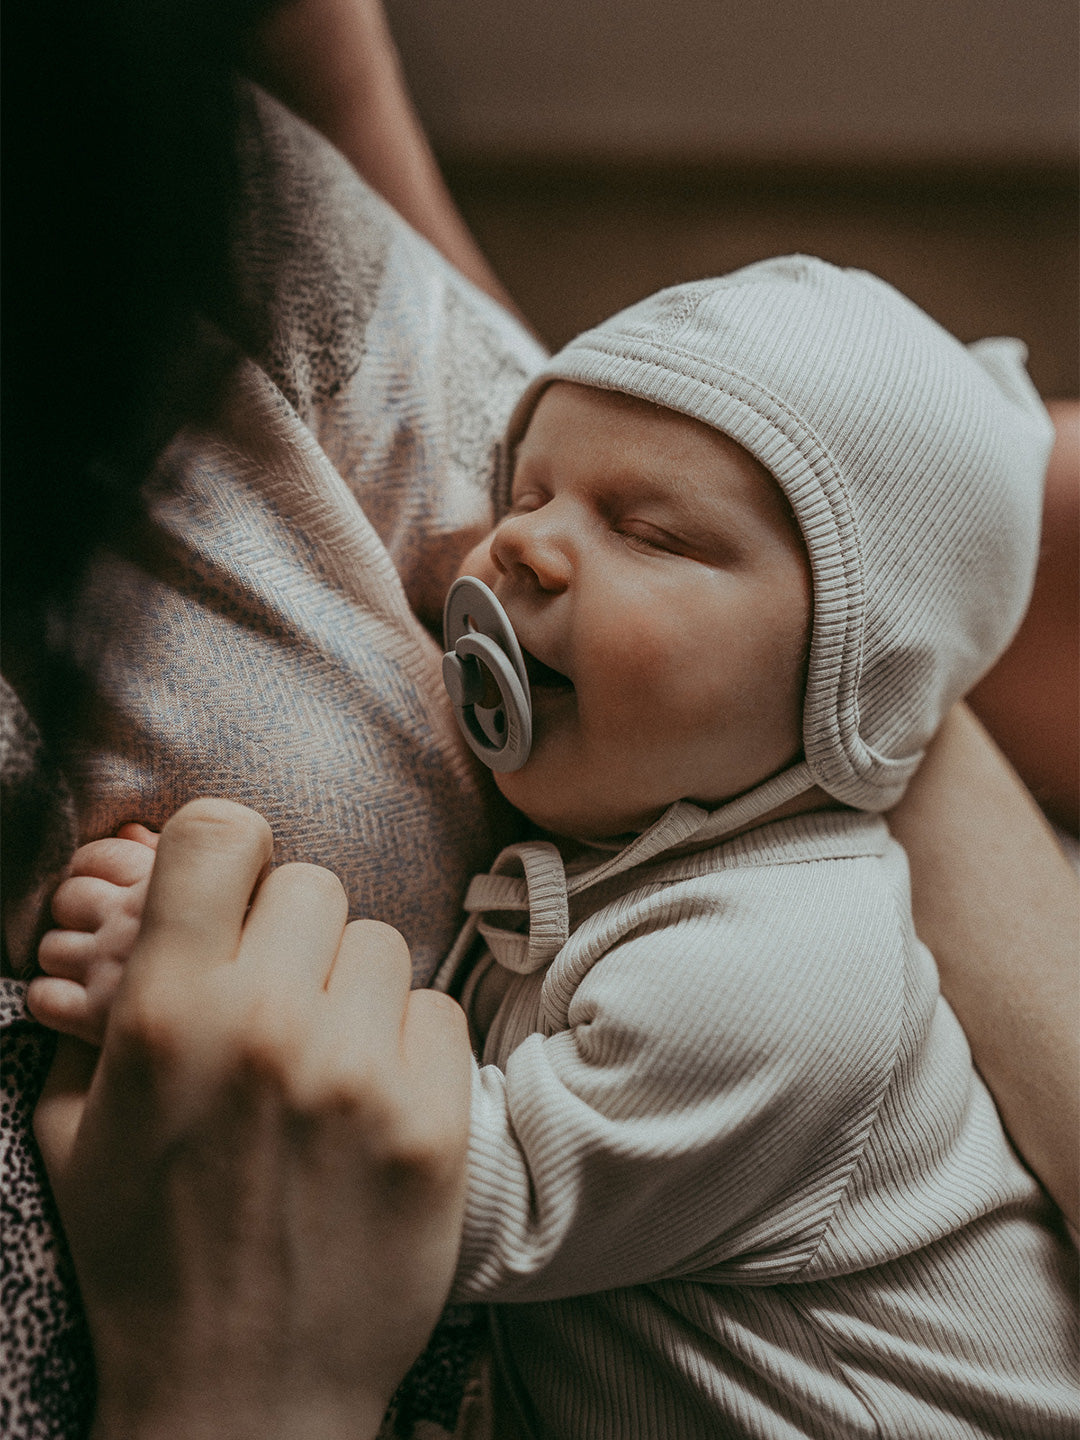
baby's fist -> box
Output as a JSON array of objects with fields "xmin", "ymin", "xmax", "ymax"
[{"xmin": 29, "ymin": 828, "xmax": 158, "ymax": 1047}]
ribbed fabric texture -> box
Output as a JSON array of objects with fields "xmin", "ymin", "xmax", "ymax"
[
  {"xmin": 503, "ymin": 258, "xmax": 1055, "ymax": 810},
  {"xmin": 448, "ymin": 808, "xmax": 1078, "ymax": 1438}
]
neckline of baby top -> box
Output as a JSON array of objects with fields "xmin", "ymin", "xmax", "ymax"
[{"xmin": 447, "ymin": 787, "xmax": 880, "ymax": 995}]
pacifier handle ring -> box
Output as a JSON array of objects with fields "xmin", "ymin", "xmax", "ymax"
[
  {"xmin": 445, "ymin": 633, "xmax": 532, "ymax": 770},
  {"xmin": 443, "ymin": 577, "xmax": 533, "ymax": 773}
]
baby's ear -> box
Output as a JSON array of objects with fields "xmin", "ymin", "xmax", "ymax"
[{"xmin": 115, "ymin": 823, "xmax": 160, "ymax": 852}]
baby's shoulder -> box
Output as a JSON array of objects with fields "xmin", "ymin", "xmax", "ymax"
[
  {"xmin": 577, "ymin": 811, "xmax": 911, "ymax": 973},
  {"xmin": 551, "ymin": 819, "xmax": 921, "ymax": 1066}
]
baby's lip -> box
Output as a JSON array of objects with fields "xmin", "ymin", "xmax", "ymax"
[
  {"xmin": 519, "ymin": 643, "xmax": 574, "ymax": 692},
  {"xmin": 490, "ymin": 595, "xmax": 574, "ymax": 692}
]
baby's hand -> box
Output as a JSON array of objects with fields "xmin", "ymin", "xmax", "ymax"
[{"xmin": 29, "ymin": 825, "xmax": 159, "ymax": 1047}]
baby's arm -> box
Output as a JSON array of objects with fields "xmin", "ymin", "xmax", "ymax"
[
  {"xmin": 28, "ymin": 825, "xmax": 159, "ymax": 1047},
  {"xmin": 450, "ymin": 869, "xmax": 906, "ymax": 1304}
]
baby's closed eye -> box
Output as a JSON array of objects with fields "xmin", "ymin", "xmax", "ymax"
[{"xmin": 614, "ymin": 523, "xmax": 680, "ymax": 554}]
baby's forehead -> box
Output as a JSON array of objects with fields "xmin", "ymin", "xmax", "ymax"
[{"xmin": 519, "ymin": 380, "xmax": 802, "ymax": 536}]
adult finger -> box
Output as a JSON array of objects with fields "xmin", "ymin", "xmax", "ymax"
[
  {"xmin": 399, "ymin": 988, "xmax": 473, "ymax": 1145},
  {"xmin": 128, "ymin": 798, "xmax": 273, "ymax": 981},
  {"xmin": 322, "ymin": 918, "xmax": 414, "ymax": 1053},
  {"xmin": 235, "ymin": 861, "xmax": 349, "ymax": 994}
]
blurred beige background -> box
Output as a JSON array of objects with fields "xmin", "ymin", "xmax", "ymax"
[{"xmin": 386, "ymin": 0, "xmax": 1078, "ymax": 395}]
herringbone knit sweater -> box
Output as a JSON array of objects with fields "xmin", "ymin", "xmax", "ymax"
[{"xmin": 442, "ymin": 802, "xmax": 1078, "ymax": 1438}]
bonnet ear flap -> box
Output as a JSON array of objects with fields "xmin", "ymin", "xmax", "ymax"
[{"xmin": 966, "ymin": 337, "xmax": 1056, "ymax": 439}]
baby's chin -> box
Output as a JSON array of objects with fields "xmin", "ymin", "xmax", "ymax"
[{"xmin": 493, "ymin": 770, "xmax": 665, "ymax": 844}]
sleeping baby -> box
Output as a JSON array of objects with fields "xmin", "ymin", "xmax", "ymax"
[{"xmin": 31, "ymin": 257, "xmax": 1078, "ymax": 1439}]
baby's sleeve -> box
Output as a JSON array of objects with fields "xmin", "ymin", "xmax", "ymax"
[{"xmin": 451, "ymin": 857, "xmax": 908, "ymax": 1304}]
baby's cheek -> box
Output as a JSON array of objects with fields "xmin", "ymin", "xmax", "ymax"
[{"xmin": 593, "ymin": 614, "xmax": 672, "ymax": 689}]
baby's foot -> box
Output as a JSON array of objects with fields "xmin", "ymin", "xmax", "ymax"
[{"xmin": 29, "ymin": 825, "xmax": 158, "ymax": 1047}]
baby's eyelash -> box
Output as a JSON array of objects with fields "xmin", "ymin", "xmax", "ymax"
[{"xmin": 615, "ymin": 525, "xmax": 675, "ymax": 554}]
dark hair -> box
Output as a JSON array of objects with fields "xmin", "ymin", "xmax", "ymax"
[{"xmin": 1, "ymin": 0, "xmax": 279, "ymax": 737}]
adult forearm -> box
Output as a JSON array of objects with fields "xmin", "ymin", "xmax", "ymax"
[
  {"xmin": 889, "ymin": 703, "xmax": 1079, "ymax": 1226},
  {"xmin": 250, "ymin": 0, "xmax": 529, "ymax": 322}
]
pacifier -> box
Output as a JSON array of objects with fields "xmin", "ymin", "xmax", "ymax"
[{"xmin": 442, "ymin": 576, "xmax": 533, "ymax": 772}]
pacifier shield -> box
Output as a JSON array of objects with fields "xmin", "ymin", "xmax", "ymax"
[{"xmin": 443, "ymin": 577, "xmax": 533, "ymax": 772}]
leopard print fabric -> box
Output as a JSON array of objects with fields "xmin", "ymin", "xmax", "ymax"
[
  {"xmin": 0, "ymin": 984, "xmax": 94, "ymax": 1439},
  {"xmin": 1, "ymin": 678, "xmax": 92, "ymax": 1437}
]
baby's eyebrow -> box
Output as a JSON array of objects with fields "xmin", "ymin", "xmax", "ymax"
[
  {"xmin": 507, "ymin": 448, "xmax": 551, "ymax": 493},
  {"xmin": 614, "ymin": 466, "xmax": 729, "ymax": 522}
]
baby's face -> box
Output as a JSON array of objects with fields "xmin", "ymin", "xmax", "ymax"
[{"xmin": 457, "ymin": 382, "xmax": 812, "ymax": 840}]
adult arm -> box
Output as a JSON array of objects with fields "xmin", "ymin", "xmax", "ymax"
[
  {"xmin": 968, "ymin": 400, "xmax": 1079, "ymax": 834},
  {"xmin": 249, "ymin": 0, "xmax": 530, "ymax": 324},
  {"xmin": 33, "ymin": 799, "xmax": 472, "ymax": 1440},
  {"xmin": 888, "ymin": 703, "xmax": 1080, "ymax": 1227}
]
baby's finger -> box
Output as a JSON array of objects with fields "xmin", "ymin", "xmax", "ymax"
[
  {"xmin": 68, "ymin": 836, "xmax": 157, "ymax": 887},
  {"xmin": 27, "ymin": 976, "xmax": 108, "ymax": 1048},
  {"xmin": 38, "ymin": 928, "xmax": 98, "ymax": 981},
  {"xmin": 51, "ymin": 876, "xmax": 126, "ymax": 932},
  {"xmin": 116, "ymin": 823, "xmax": 160, "ymax": 851}
]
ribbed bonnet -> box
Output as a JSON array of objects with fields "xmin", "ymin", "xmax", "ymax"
[{"xmin": 504, "ymin": 257, "xmax": 1053, "ymax": 812}]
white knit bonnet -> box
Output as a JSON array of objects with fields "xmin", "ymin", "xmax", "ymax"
[{"xmin": 503, "ymin": 256, "xmax": 1053, "ymax": 815}]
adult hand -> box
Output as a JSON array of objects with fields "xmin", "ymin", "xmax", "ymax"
[{"xmin": 34, "ymin": 798, "xmax": 472, "ymax": 1440}]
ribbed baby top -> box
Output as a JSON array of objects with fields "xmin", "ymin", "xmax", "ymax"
[{"xmin": 442, "ymin": 805, "xmax": 1078, "ymax": 1439}]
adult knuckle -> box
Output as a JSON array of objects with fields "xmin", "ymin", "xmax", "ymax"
[
  {"xmin": 315, "ymin": 1054, "xmax": 386, "ymax": 1117},
  {"xmin": 340, "ymin": 1071, "xmax": 445, "ymax": 1166},
  {"xmin": 163, "ymin": 798, "xmax": 271, "ymax": 856},
  {"xmin": 234, "ymin": 998, "xmax": 302, "ymax": 1087},
  {"xmin": 270, "ymin": 861, "xmax": 347, "ymax": 909},
  {"xmin": 313, "ymin": 1056, "xmax": 416, "ymax": 1141},
  {"xmin": 110, "ymin": 986, "xmax": 186, "ymax": 1071},
  {"xmin": 307, "ymin": 1069, "xmax": 378, "ymax": 1127},
  {"xmin": 381, "ymin": 1118, "xmax": 462, "ymax": 1193}
]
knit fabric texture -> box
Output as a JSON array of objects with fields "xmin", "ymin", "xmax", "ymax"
[
  {"xmin": 0, "ymin": 86, "xmax": 546, "ymax": 1440},
  {"xmin": 504, "ymin": 257, "xmax": 1054, "ymax": 810}
]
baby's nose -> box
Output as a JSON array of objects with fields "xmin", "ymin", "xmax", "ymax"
[{"xmin": 491, "ymin": 511, "xmax": 572, "ymax": 592}]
